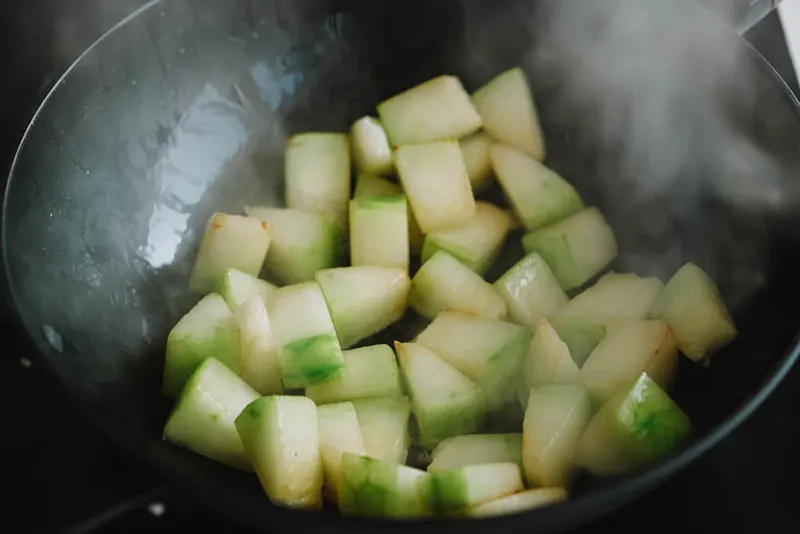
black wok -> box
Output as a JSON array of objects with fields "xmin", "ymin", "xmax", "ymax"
[{"xmin": 4, "ymin": 0, "xmax": 800, "ymax": 532}]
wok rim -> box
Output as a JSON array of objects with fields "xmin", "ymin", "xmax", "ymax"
[{"xmin": 3, "ymin": 0, "xmax": 799, "ymax": 532}]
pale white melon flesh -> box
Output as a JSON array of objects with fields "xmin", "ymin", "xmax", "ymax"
[
  {"xmin": 579, "ymin": 319, "xmax": 679, "ymax": 404},
  {"xmin": 409, "ymin": 251, "xmax": 507, "ymax": 321},
  {"xmin": 378, "ymin": 75, "xmax": 482, "ymax": 145},
  {"xmin": 472, "ymin": 67, "xmax": 546, "ymax": 160},
  {"xmin": 285, "ymin": 132, "xmax": 350, "ymax": 230},
  {"xmin": 649, "ymin": 262, "xmax": 738, "ymax": 365},
  {"xmin": 315, "ymin": 266, "xmax": 410, "ymax": 349},
  {"xmin": 235, "ymin": 395, "xmax": 323, "ymax": 509},
  {"xmin": 245, "ymin": 206, "xmax": 342, "ymax": 285},
  {"xmin": 421, "ymin": 202, "xmax": 512, "ymax": 276},
  {"xmin": 188, "ymin": 213, "xmax": 271, "ymax": 295},
  {"xmin": 395, "ymin": 140, "xmax": 476, "ymax": 233},
  {"xmin": 351, "ymin": 116, "xmax": 393, "ymax": 175},
  {"xmin": 490, "ymin": 143, "xmax": 583, "ymax": 231}
]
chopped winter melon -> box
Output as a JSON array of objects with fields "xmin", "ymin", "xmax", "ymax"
[
  {"xmin": 519, "ymin": 320, "xmax": 579, "ymax": 405},
  {"xmin": 428, "ymin": 434, "xmax": 523, "ymax": 473},
  {"xmin": 317, "ymin": 402, "xmax": 367, "ymax": 497},
  {"xmin": 579, "ymin": 320, "xmax": 678, "ymax": 404},
  {"xmin": 395, "ymin": 342, "xmax": 486, "ymax": 449},
  {"xmin": 468, "ymin": 488, "xmax": 567, "ymax": 517},
  {"xmin": 188, "ymin": 213, "xmax": 271, "ymax": 294},
  {"xmin": 349, "ymin": 195, "xmax": 409, "ymax": 271},
  {"xmin": 267, "ymin": 282, "xmax": 344, "ymax": 388},
  {"xmin": 460, "ymin": 131, "xmax": 494, "ymax": 192},
  {"xmin": 649, "ymin": 262, "xmax": 738, "ymax": 364},
  {"xmin": 235, "ymin": 395, "xmax": 323, "ymax": 509},
  {"xmin": 576, "ymin": 373, "xmax": 691, "ymax": 476},
  {"xmin": 245, "ymin": 207, "xmax": 342, "ymax": 285},
  {"xmin": 351, "ymin": 117, "xmax": 393, "ymax": 175},
  {"xmin": 352, "ymin": 396, "xmax": 412, "ymax": 464},
  {"xmin": 411, "ymin": 251, "xmax": 507, "ymax": 320},
  {"xmin": 216, "ymin": 268, "xmax": 279, "ymax": 312},
  {"xmin": 377, "ymin": 75, "xmax": 482, "ymax": 145},
  {"xmin": 522, "ymin": 384, "xmax": 592, "ymax": 487},
  {"xmin": 338, "ymin": 453, "xmax": 431, "ymax": 518},
  {"xmin": 548, "ymin": 317, "xmax": 606, "ymax": 367},
  {"xmin": 352, "ymin": 174, "xmax": 424, "ymax": 256},
  {"xmin": 522, "ymin": 207, "xmax": 618, "ymax": 290},
  {"xmin": 236, "ymin": 295, "xmax": 283, "ymax": 395},
  {"xmin": 315, "ymin": 266, "xmax": 410, "ymax": 348},
  {"xmin": 421, "ymin": 202, "xmax": 512, "ymax": 276},
  {"xmin": 395, "ymin": 141, "xmax": 476, "ymax": 233},
  {"xmin": 416, "ymin": 311, "xmax": 531, "ymax": 411},
  {"xmin": 490, "ymin": 144, "xmax": 583, "ymax": 231},
  {"xmin": 306, "ymin": 345, "xmax": 402, "ymax": 405},
  {"xmin": 354, "ymin": 173, "xmax": 402, "ymax": 198},
  {"xmin": 556, "ymin": 273, "xmax": 664, "ymax": 326},
  {"xmin": 285, "ymin": 132, "xmax": 350, "ymax": 230},
  {"xmin": 472, "ymin": 67, "xmax": 546, "ymax": 161},
  {"xmin": 163, "ymin": 293, "xmax": 240, "ymax": 397},
  {"xmin": 423, "ymin": 463, "xmax": 524, "ymax": 513},
  {"xmin": 494, "ymin": 253, "xmax": 568, "ymax": 329},
  {"xmin": 164, "ymin": 358, "xmax": 259, "ymax": 470}
]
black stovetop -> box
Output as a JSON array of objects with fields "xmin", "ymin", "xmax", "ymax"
[{"xmin": 3, "ymin": 3, "xmax": 799, "ymax": 534}]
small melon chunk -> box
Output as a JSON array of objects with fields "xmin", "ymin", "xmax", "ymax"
[
  {"xmin": 423, "ymin": 463, "xmax": 524, "ymax": 513},
  {"xmin": 472, "ymin": 67, "xmax": 546, "ymax": 160},
  {"xmin": 236, "ymin": 295, "xmax": 283, "ymax": 395},
  {"xmin": 188, "ymin": 213, "xmax": 271, "ymax": 295},
  {"xmin": 285, "ymin": 132, "xmax": 350, "ymax": 230},
  {"xmin": 235, "ymin": 395, "xmax": 323, "ymax": 509},
  {"xmin": 518, "ymin": 320, "xmax": 579, "ymax": 405},
  {"xmin": 164, "ymin": 358, "xmax": 259, "ymax": 470},
  {"xmin": 315, "ymin": 266, "xmax": 410, "ymax": 349},
  {"xmin": 267, "ymin": 282, "xmax": 344, "ymax": 388},
  {"xmin": 410, "ymin": 251, "xmax": 507, "ymax": 321},
  {"xmin": 576, "ymin": 373, "xmax": 691, "ymax": 476},
  {"xmin": 490, "ymin": 143, "xmax": 583, "ymax": 231},
  {"xmin": 522, "ymin": 207, "xmax": 618, "ymax": 291},
  {"xmin": 163, "ymin": 293, "xmax": 240, "ymax": 397},
  {"xmin": 352, "ymin": 396, "xmax": 412, "ymax": 464},
  {"xmin": 305, "ymin": 345, "xmax": 402, "ymax": 405},
  {"xmin": 317, "ymin": 402, "xmax": 367, "ymax": 497},
  {"xmin": 349, "ymin": 195, "xmax": 409, "ymax": 271},
  {"xmin": 522, "ymin": 384, "xmax": 592, "ymax": 487},
  {"xmin": 649, "ymin": 262, "xmax": 738, "ymax": 364},
  {"xmin": 351, "ymin": 116, "xmax": 393, "ymax": 175},
  {"xmin": 579, "ymin": 320, "xmax": 679, "ymax": 404},
  {"xmin": 494, "ymin": 253, "xmax": 568, "ymax": 329},
  {"xmin": 377, "ymin": 75, "xmax": 482, "ymax": 145},
  {"xmin": 556, "ymin": 272, "xmax": 664, "ymax": 326},
  {"xmin": 422, "ymin": 202, "xmax": 512, "ymax": 276},
  {"xmin": 396, "ymin": 342, "xmax": 486, "ymax": 449},
  {"xmin": 395, "ymin": 140, "xmax": 476, "ymax": 233},
  {"xmin": 245, "ymin": 206, "xmax": 342, "ymax": 285},
  {"xmin": 416, "ymin": 311, "xmax": 531, "ymax": 411},
  {"xmin": 216, "ymin": 268, "xmax": 279, "ymax": 312},
  {"xmin": 428, "ymin": 434, "xmax": 523, "ymax": 473},
  {"xmin": 338, "ymin": 453, "xmax": 430, "ymax": 518}
]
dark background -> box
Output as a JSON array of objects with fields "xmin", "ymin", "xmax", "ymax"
[{"xmin": 2, "ymin": 1, "xmax": 798, "ymax": 533}]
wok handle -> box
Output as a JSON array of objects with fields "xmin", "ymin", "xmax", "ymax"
[{"xmin": 735, "ymin": 0, "xmax": 782, "ymax": 34}]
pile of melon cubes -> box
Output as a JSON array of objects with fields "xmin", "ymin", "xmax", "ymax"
[{"xmin": 161, "ymin": 67, "xmax": 738, "ymax": 518}]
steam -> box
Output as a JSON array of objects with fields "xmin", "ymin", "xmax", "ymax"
[{"xmin": 518, "ymin": 0, "xmax": 796, "ymax": 304}]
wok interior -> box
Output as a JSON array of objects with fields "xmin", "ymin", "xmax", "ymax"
[{"xmin": 4, "ymin": 0, "xmax": 800, "ymax": 528}]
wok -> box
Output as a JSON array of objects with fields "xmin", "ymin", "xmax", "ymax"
[{"xmin": 4, "ymin": 0, "xmax": 800, "ymax": 532}]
